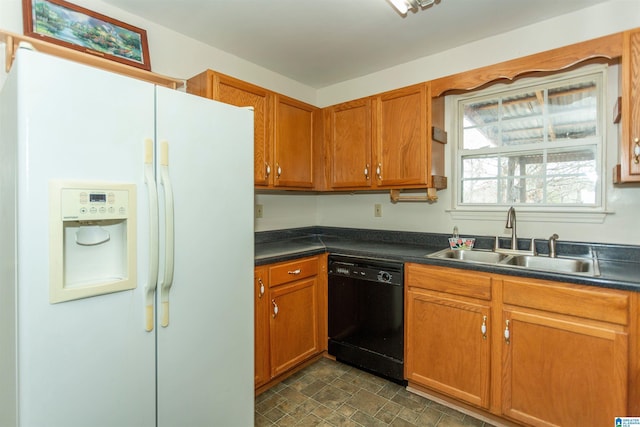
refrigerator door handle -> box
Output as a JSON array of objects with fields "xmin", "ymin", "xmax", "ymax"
[
  {"xmin": 159, "ymin": 141, "xmax": 175, "ymax": 328},
  {"xmin": 144, "ymin": 139, "xmax": 159, "ymax": 332}
]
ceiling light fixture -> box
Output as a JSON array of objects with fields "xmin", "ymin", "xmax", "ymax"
[{"xmin": 389, "ymin": 0, "xmax": 436, "ymax": 15}]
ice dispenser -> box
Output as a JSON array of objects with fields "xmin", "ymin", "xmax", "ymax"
[{"xmin": 49, "ymin": 180, "xmax": 137, "ymax": 303}]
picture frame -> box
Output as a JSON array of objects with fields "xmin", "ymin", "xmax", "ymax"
[{"xmin": 22, "ymin": 0, "xmax": 151, "ymax": 71}]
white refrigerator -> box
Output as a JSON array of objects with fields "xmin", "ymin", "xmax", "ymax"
[{"xmin": 0, "ymin": 47, "xmax": 254, "ymax": 427}]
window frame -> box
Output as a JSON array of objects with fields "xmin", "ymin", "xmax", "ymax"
[{"xmin": 450, "ymin": 64, "xmax": 608, "ymax": 216}]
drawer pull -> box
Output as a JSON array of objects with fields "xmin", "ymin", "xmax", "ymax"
[
  {"xmin": 634, "ymin": 138, "xmax": 640, "ymax": 164},
  {"xmin": 272, "ymin": 299, "xmax": 279, "ymax": 318},
  {"xmin": 504, "ymin": 319, "xmax": 510, "ymax": 345},
  {"xmin": 257, "ymin": 277, "xmax": 265, "ymax": 298},
  {"xmin": 481, "ymin": 315, "xmax": 487, "ymax": 340},
  {"xmin": 288, "ymin": 269, "xmax": 301, "ymax": 275}
]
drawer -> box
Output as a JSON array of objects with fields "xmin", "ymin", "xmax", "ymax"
[
  {"xmin": 269, "ymin": 257, "xmax": 318, "ymax": 287},
  {"xmin": 502, "ymin": 277, "xmax": 630, "ymax": 325},
  {"xmin": 406, "ymin": 263, "xmax": 492, "ymax": 301}
]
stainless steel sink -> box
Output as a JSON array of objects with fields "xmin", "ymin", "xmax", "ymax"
[
  {"xmin": 427, "ymin": 248, "xmax": 600, "ymax": 277},
  {"xmin": 428, "ymin": 249, "xmax": 509, "ymax": 264},
  {"xmin": 501, "ymin": 255, "xmax": 599, "ymax": 276}
]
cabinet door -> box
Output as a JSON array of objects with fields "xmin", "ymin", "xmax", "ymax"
[
  {"xmin": 405, "ymin": 289, "xmax": 491, "ymax": 409},
  {"xmin": 274, "ymin": 96, "xmax": 315, "ymax": 188},
  {"xmin": 269, "ymin": 278, "xmax": 319, "ymax": 377},
  {"xmin": 374, "ymin": 84, "xmax": 428, "ymax": 187},
  {"xmin": 327, "ymin": 98, "xmax": 373, "ymax": 188},
  {"xmin": 254, "ymin": 267, "xmax": 270, "ymax": 388},
  {"xmin": 619, "ymin": 29, "xmax": 640, "ymax": 182},
  {"xmin": 212, "ymin": 74, "xmax": 273, "ymax": 186},
  {"xmin": 501, "ymin": 309, "xmax": 628, "ymax": 427}
]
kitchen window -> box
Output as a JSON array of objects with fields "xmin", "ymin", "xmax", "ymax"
[{"xmin": 452, "ymin": 66, "xmax": 606, "ymax": 213}]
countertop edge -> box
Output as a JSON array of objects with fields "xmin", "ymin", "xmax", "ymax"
[{"xmin": 255, "ymin": 233, "xmax": 640, "ymax": 292}]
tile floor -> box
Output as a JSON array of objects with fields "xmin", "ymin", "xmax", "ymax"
[{"xmin": 255, "ymin": 358, "xmax": 495, "ymax": 427}]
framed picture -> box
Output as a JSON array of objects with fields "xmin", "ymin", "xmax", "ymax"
[{"xmin": 22, "ymin": 0, "xmax": 151, "ymax": 71}]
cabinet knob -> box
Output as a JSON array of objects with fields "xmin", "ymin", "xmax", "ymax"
[
  {"xmin": 481, "ymin": 315, "xmax": 487, "ymax": 340},
  {"xmin": 634, "ymin": 138, "xmax": 640, "ymax": 164},
  {"xmin": 272, "ymin": 299, "xmax": 279, "ymax": 318},
  {"xmin": 504, "ymin": 319, "xmax": 510, "ymax": 345},
  {"xmin": 257, "ymin": 277, "xmax": 265, "ymax": 298}
]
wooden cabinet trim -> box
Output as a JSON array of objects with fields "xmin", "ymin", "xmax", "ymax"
[
  {"xmin": 211, "ymin": 72, "xmax": 271, "ymax": 98},
  {"xmin": 431, "ymin": 32, "xmax": 623, "ymax": 97},
  {"xmin": 406, "ymin": 263, "xmax": 492, "ymax": 301},
  {"xmin": 269, "ymin": 256, "xmax": 319, "ymax": 287},
  {"xmin": 501, "ymin": 276, "xmax": 630, "ymax": 325}
]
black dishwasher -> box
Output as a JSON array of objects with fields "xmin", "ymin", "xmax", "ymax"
[{"xmin": 328, "ymin": 255, "xmax": 405, "ymax": 384}]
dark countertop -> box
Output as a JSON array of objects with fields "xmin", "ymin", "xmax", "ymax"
[{"xmin": 255, "ymin": 227, "xmax": 640, "ymax": 292}]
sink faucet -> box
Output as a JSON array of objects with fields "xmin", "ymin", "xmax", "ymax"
[
  {"xmin": 549, "ymin": 233, "xmax": 559, "ymax": 258},
  {"xmin": 505, "ymin": 206, "xmax": 517, "ymax": 250}
]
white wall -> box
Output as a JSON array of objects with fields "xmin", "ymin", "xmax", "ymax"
[
  {"xmin": 3, "ymin": 0, "xmax": 640, "ymax": 243},
  {"xmin": 316, "ymin": 1, "xmax": 640, "ymax": 107},
  {"xmin": 0, "ymin": 0, "xmax": 317, "ymax": 103}
]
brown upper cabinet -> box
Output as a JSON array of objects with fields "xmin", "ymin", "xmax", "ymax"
[
  {"xmin": 186, "ymin": 70, "xmax": 318, "ymax": 189},
  {"xmin": 616, "ymin": 28, "xmax": 640, "ymax": 183},
  {"xmin": 187, "ymin": 28, "xmax": 638, "ymax": 192},
  {"xmin": 324, "ymin": 97, "xmax": 373, "ymax": 189},
  {"xmin": 375, "ymin": 84, "xmax": 431, "ymax": 188},
  {"xmin": 273, "ymin": 95, "xmax": 316, "ymax": 189},
  {"xmin": 324, "ymin": 82, "xmax": 447, "ymax": 193}
]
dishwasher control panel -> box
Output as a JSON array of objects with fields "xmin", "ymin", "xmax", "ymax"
[{"xmin": 328, "ymin": 257, "xmax": 403, "ymax": 285}]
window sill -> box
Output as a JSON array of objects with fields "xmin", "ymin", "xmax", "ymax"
[{"xmin": 447, "ymin": 209, "xmax": 611, "ymax": 224}]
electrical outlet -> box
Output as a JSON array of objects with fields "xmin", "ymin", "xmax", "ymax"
[
  {"xmin": 374, "ymin": 204, "xmax": 382, "ymax": 218},
  {"xmin": 255, "ymin": 204, "xmax": 263, "ymax": 218}
]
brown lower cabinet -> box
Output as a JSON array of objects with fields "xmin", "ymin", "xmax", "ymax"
[
  {"xmin": 254, "ymin": 254, "xmax": 327, "ymax": 392},
  {"xmin": 405, "ymin": 265, "xmax": 492, "ymax": 409},
  {"xmin": 405, "ymin": 263, "xmax": 634, "ymax": 427}
]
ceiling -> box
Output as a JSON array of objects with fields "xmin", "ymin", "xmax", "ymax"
[{"xmin": 102, "ymin": 0, "xmax": 610, "ymax": 89}]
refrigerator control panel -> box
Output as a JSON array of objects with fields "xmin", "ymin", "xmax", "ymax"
[{"xmin": 60, "ymin": 187, "xmax": 130, "ymax": 221}]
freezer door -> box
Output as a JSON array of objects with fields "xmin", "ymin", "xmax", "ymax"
[
  {"xmin": 6, "ymin": 49, "xmax": 156, "ymax": 427},
  {"xmin": 154, "ymin": 86, "xmax": 255, "ymax": 427}
]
